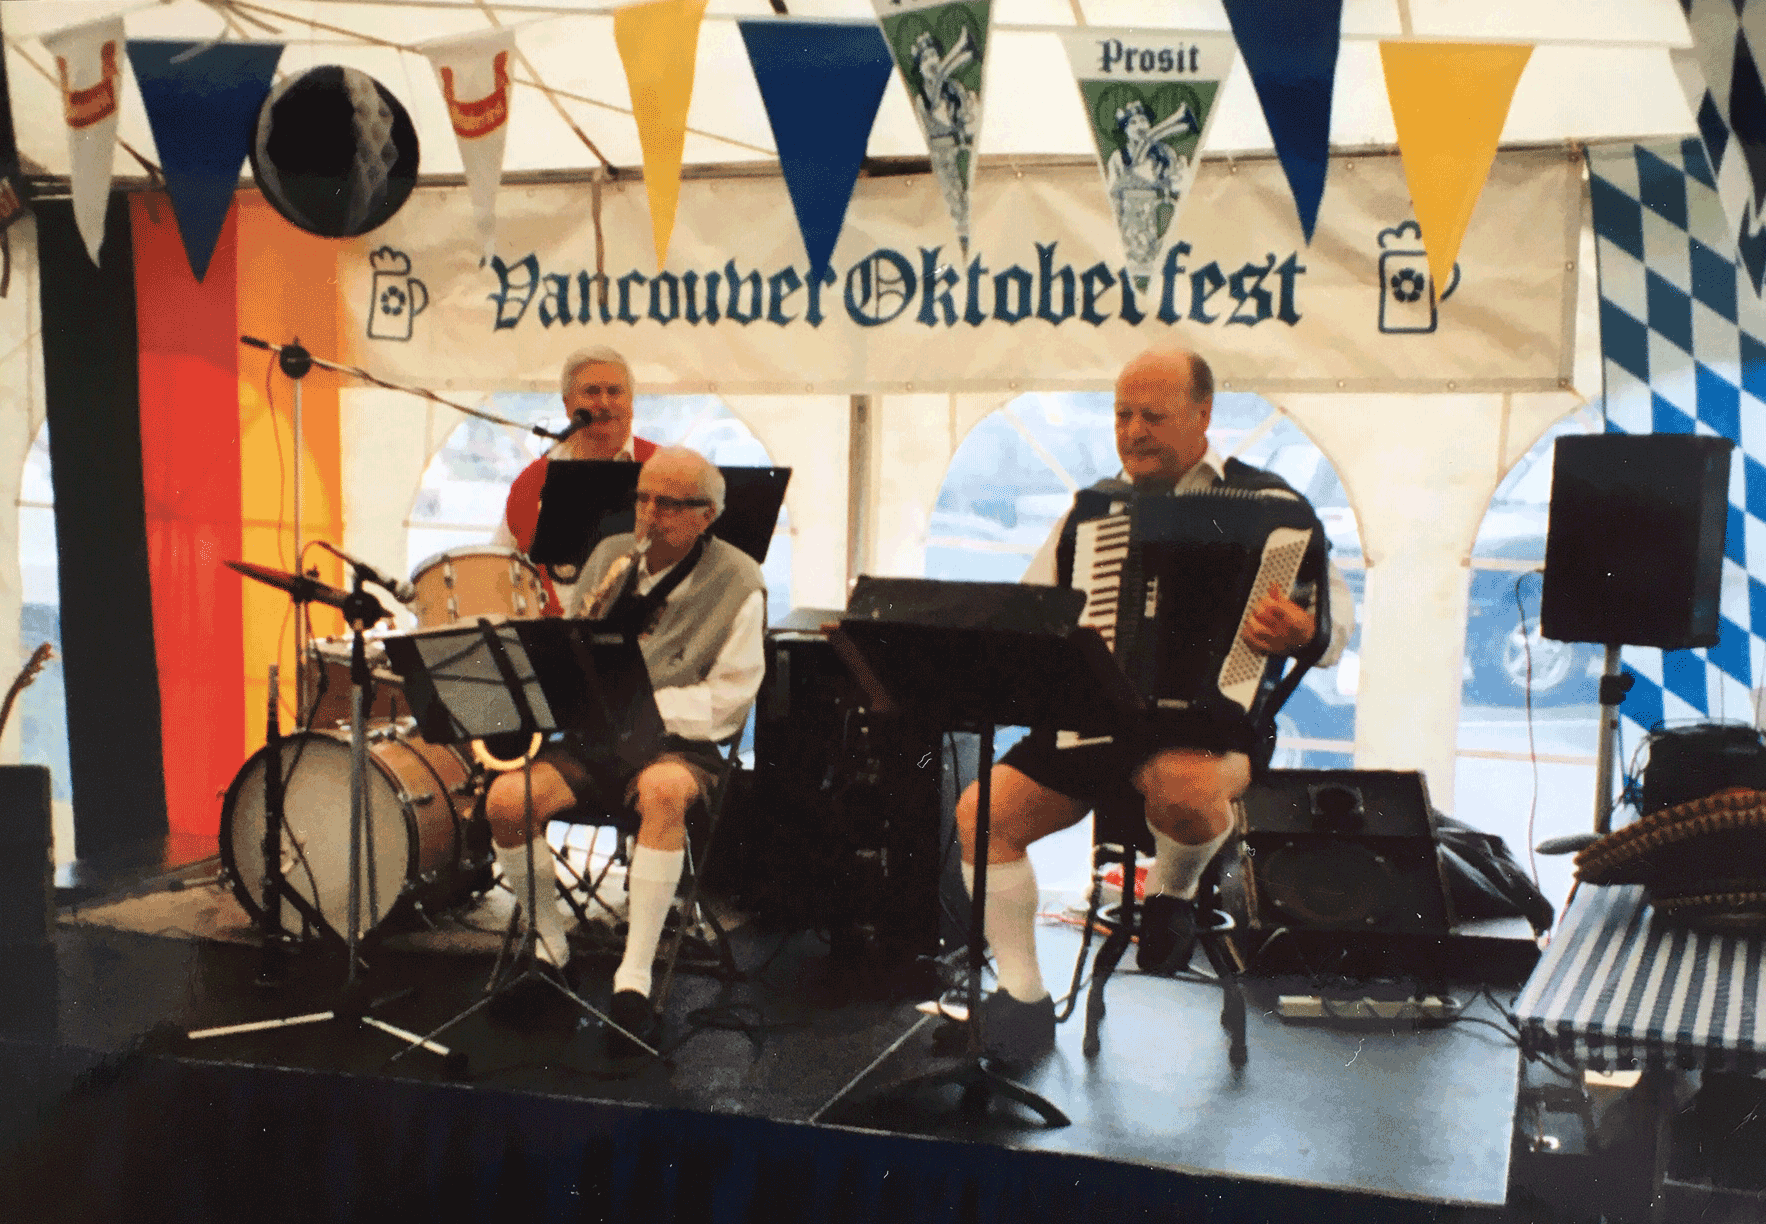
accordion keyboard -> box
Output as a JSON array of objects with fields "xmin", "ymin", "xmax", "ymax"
[
  {"xmin": 1217, "ymin": 526, "xmax": 1313, "ymax": 710},
  {"xmin": 1072, "ymin": 512, "xmax": 1131, "ymax": 653}
]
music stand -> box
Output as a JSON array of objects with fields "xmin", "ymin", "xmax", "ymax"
[
  {"xmin": 529, "ymin": 462, "xmax": 791, "ymax": 570},
  {"xmin": 832, "ymin": 577, "xmax": 1143, "ymax": 1127},
  {"xmin": 378, "ymin": 617, "xmax": 667, "ymax": 1061}
]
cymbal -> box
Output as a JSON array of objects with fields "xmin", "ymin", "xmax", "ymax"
[{"xmin": 224, "ymin": 560, "xmax": 349, "ymax": 610}]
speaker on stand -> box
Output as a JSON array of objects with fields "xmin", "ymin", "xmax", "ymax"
[{"xmin": 1539, "ymin": 433, "xmax": 1734, "ymax": 835}]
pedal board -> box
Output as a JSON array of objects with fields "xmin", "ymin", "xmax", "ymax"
[{"xmin": 1276, "ymin": 994, "xmax": 1463, "ymax": 1024}]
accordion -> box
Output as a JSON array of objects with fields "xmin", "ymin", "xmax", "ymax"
[{"xmin": 1058, "ymin": 485, "xmax": 1330, "ymax": 745}]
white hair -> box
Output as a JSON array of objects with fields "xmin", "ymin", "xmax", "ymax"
[
  {"xmin": 645, "ymin": 445, "xmax": 725, "ymax": 516},
  {"xmin": 559, "ymin": 346, "xmax": 632, "ymax": 397}
]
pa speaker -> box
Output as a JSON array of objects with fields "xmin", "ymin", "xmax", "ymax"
[
  {"xmin": 1540, "ymin": 433, "xmax": 1732, "ymax": 650},
  {"xmin": 0, "ymin": 765, "xmax": 52, "ymax": 945},
  {"xmin": 1231, "ymin": 769, "xmax": 1454, "ymax": 979}
]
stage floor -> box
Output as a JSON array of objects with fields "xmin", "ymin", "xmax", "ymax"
[{"xmin": 0, "ymin": 859, "xmax": 1531, "ymax": 1221}]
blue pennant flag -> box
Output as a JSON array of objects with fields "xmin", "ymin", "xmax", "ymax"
[
  {"xmin": 127, "ymin": 40, "xmax": 283, "ymax": 281},
  {"xmin": 738, "ymin": 20, "xmax": 894, "ymax": 284},
  {"xmin": 1221, "ymin": 0, "xmax": 1341, "ymax": 242}
]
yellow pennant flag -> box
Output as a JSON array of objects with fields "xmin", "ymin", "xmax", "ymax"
[
  {"xmin": 1380, "ymin": 42, "xmax": 1532, "ymax": 299},
  {"xmin": 615, "ymin": 0, "xmax": 710, "ymax": 269}
]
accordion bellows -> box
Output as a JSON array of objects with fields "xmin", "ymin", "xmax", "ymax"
[{"xmin": 1575, "ymin": 787, "xmax": 1766, "ymax": 931}]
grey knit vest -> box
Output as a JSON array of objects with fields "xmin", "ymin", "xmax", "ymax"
[{"xmin": 577, "ymin": 533, "xmax": 765, "ymax": 689}]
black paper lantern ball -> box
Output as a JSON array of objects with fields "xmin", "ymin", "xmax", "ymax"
[{"xmin": 251, "ymin": 65, "xmax": 419, "ymax": 238}]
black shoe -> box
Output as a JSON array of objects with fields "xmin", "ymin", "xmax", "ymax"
[
  {"xmin": 604, "ymin": 989, "xmax": 659, "ymax": 1059},
  {"xmin": 977, "ymin": 990, "xmax": 1056, "ymax": 1070},
  {"xmin": 1136, "ymin": 893, "xmax": 1198, "ymax": 975}
]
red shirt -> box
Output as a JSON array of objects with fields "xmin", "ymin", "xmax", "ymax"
[{"xmin": 504, "ymin": 435, "xmax": 657, "ymax": 615}]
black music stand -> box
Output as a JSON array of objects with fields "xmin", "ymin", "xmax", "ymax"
[
  {"xmin": 379, "ymin": 617, "xmax": 667, "ymax": 1062},
  {"xmin": 529, "ymin": 462, "xmax": 791, "ymax": 570},
  {"xmin": 832, "ymin": 577, "xmax": 1143, "ymax": 1128}
]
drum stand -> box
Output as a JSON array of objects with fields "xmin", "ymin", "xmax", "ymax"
[
  {"xmin": 188, "ymin": 570, "xmax": 461, "ymax": 1074},
  {"xmin": 385, "ymin": 620, "xmax": 660, "ymax": 1066}
]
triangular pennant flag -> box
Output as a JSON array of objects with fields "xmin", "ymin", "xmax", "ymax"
[
  {"xmin": 1060, "ymin": 31, "xmax": 1236, "ymax": 288},
  {"xmin": 41, "ymin": 16, "xmax": 125, "ymax": 265},
  {"xmin": 1380, "ymin": 41, "xmax": 1532, "ymax": 296},
  {"xmin": 126, "ymin": 40, "xmax": 283, "ymax": 281},
  {"xmin": 872, "ymin": 0, "xmax": 990, "ymax": 256},
  {"xmin": 614, "ymin": 0, "xmax": 710, "ymax": 270},
  {"xmin": 419, "ymin": 28, "xmax": 515, "ymax": 262},
  {"xmin": 738, "ymin": 19, "xmax": 893, "ymax": 284},
  {"xmin": 1674, "ymin": 0, "xmax": 1766, "ymax": 294},
  {"xmin": 1220, "ymin": 0, "xmax": 1340, "ymax": 242}
]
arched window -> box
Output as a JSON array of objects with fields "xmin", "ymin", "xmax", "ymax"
[
  {"xmin": 406, "ymin": 393, "xmax": 791, "ymax": 617},
  {"xmin": 1455, "ymin": 405, "xmax": 1603, "ymax": 908},
  {"xmin": 17, "ymin": 423, "xmax": 73, "ymax": 859}
]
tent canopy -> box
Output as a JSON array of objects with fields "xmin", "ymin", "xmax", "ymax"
[{"xmin": 2, "ymin": 0, "xmax": 1699, "ymax": 182}]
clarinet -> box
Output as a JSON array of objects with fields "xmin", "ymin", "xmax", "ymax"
[{"xmin": 578, "ymin": 536, "xmax": 650, "ymax": 620}]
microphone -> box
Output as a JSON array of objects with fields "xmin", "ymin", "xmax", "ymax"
[{"xmin": 333, "ymin": 548, "xmax": 416, "ymax": 604}]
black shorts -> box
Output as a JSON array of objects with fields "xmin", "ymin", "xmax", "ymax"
[
  {"xmin": 999, "ymin": 711, "xmax": 1253, "ymax": 810},
  {"xmin": 535, "ymin": 734, "xmax": 725, "ymax": 831}
]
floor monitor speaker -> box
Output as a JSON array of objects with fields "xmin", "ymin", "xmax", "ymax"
[
  {"xmin": 1540, "ymin": 433, "xmax": 1732, "ymax": 650},
  {"xmin": 1231, "ymin": 769, "xmax": 1454, "ymax": 980}
]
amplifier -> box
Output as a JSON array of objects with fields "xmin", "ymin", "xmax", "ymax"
[{"xmin": 713, "ymin": 611, "xmax": 949, "ymax": 983}]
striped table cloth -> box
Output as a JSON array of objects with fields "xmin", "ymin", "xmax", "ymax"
[{"xmin": 1514, "ymin": 885, "xmax": 1766, "ymax": 1071}]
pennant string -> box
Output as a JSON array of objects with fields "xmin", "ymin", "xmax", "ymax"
[
  {"xmin": 472, "ymin": 0, "xmax": 611, "ymax": 173},
  {"xmin": 224, "ymin": 0, "xmax": 771, "ymax": 160},
  {"xmin": 4, "ymin": 37, "xmax": 163, "ymax": 188}
]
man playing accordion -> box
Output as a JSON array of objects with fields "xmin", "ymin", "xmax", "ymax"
[{"xmin": 956, "ymin": 346, "xmax": 1354, "ymax": 1068}]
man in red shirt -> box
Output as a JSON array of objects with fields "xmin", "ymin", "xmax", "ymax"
[{"xmin": 492, "ymin": 346, "xmax": 658, "ymax": 614}]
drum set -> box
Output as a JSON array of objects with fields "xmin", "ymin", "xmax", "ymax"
[{"xmin": 218, "ymin": 546, "xmax": 550, "ymax": 945}]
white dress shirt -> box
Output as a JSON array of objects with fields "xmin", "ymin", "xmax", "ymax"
[{"xmin": 1022, "ymin": 448, "xmax": 1355, "ymax": 668}]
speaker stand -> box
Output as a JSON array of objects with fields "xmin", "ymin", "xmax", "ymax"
[{"xmin": 1592, "ymin": 645, "xmax": 1633, "ymax": 837}]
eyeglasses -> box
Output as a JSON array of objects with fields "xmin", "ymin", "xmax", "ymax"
[{"xmin": 634, "ymin": 491, "xmax": 712, "ymax": 514}]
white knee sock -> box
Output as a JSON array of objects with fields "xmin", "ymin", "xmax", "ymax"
[
  {"xmin": 496, "ymin": 840, "xmax": 569, "ymax": 966},
  {"xmin": 614, "ymin": 845, "xmax": 685, "ymax": 998},
  {"xmin": 962, "ymin": 858, "xmax": 1047, "ymax": 1003},
  {"xmin": 1145, "ymin": 824, "xmax": 1232, "ymax": 901}
]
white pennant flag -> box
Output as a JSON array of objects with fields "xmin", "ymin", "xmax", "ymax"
[
  {"xmin": 420, "ymin": 28, "xmax": 516, "ymax": 261},
  {"xmin": 42, "ymin": 16, "xmax": 126, "ymax": 265},
  {"xmin": 1060, "ymin": 31, "xmax": 1236, "ymax": 288}
]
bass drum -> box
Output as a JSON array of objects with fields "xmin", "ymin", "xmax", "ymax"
[{"xmin": 221, "ymin": 727, "xmax": 480, "ymax": 940}]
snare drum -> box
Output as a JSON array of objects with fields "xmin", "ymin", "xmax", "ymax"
[
  {"xmin": 304, "ymin": 633, "xmax": 405, "ymax": 728},
  {"xmin": 409, "ymin": 546, "xmax": 546, "ymax": 628},
  {"xmin": 220, "ymin": 727, "xmax": 479, "ymax": 940}
]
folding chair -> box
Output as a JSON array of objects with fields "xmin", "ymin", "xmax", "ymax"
[{"xmin": 546, "ymin": 734, "xmax": 745, "ymax": 1008}]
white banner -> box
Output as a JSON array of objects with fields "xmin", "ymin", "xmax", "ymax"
[
  {"xmin": 337, "ymin": 148, "xmax": 1580, "ymax": 395},
  {"xmin": 42, "ymin": 17, "xmax": 124, "ymax": 265}
]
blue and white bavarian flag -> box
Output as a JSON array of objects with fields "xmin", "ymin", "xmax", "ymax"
[
  {"xmin": 1589, "ymin": 140, "xmax": 1765, "ymax": 745},
  {"xmin": 1674, "ymin": 0, "xmax": 1766, "ymax": 296}
]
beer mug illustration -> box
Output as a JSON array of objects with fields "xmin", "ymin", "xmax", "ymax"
[
  {"xmin": 367, "ymin": 247, "xmax": 428, "ymax": 341},
  {"xmin": 1377, "ymin": 221, "xmax": 1458, "ymax": 335}
]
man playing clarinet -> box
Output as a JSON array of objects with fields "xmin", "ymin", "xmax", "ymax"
[
  {"xmin": 957, "ymin": 346, "xmax": 1354, "ymax": 1068},
  {"xmin": 483, "ymin": 446, "xmax": 765, "ymax": 1054}
]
